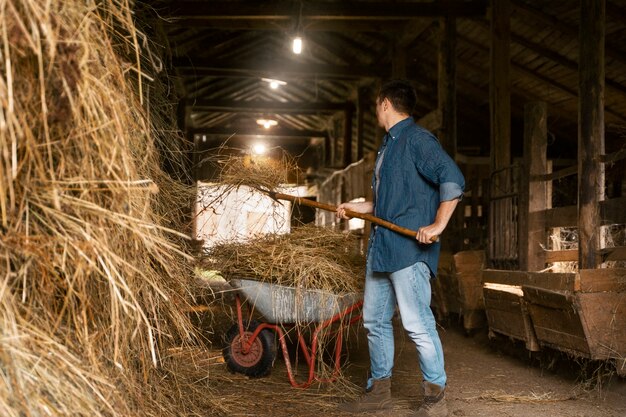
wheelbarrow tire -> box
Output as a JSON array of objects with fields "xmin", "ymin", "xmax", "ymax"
[{"xmin": 223, "ymin": 321, "xmax": 276, "ymax": 378}]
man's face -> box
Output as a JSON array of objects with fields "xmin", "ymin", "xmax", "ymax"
[{"xmin": 375, "ymin": 97, "xmax": 386, "ymax": 127}]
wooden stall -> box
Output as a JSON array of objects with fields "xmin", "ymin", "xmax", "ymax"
[
  {"xmin": 523, "ymin": 269, "xmax": 626, "ymax": 363},
  {"xmin": 482, "ymin": 270, "xmax": 578, "ymax": 351},
  {"xmin": 483, "ymin": 0, "xmax": 626, "ymax": 374}
]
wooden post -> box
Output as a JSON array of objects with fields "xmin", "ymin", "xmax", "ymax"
[
  {"xmin": 488, "ymin": 0, "xmax": 511, "ymax": 266},
  {"xmin": 177, "ymin": 99, "xmax": 195, "ymax": 183},
  {"xmin": 343, "ymin": 107, "xmax": 354, "ymax": 167},
  {"xmin": 392, "ymin": 37, "xmax": 407, "ymax": 79},
  {"xmin": 578, "ymin": 0, "xmax": 605, "ymax": 269},
  {"xmin": 371, "ymin": 80, "xmax": 385, "ymax": 149},
  {"xmin": 489, "ymin": 0, "xmax": 511, "ymax": 173},
  {"xmin": 357, "ymin": 87, "xmax": 368, "ymax": 161},
  {"xmin": 519, "ymin": 102, "xmax": 548, "ymax": 271},
  {"xmin": 438, "ymin": 16, "xmax": 457, "ymax": 157},
  {"xmin": 324, "ymin": 135, "xmax": 331, "ymax": 167}
]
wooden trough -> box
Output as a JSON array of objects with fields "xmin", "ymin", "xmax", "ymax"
[
  {"xmin": 433, "ymin": 251, "xmax": 460, "ymax": 320},
  {"xmin": 483, "ymin": 269, "xmax": 626, "ymax": 374},
  {"xmin": 483, "ymin": 270, "xmax": 579, "ymax": 350},
  {"xmin": 483, "ymin": 282, "xmax": 539, "ymax": 351},
  {"xmin": 524, "ymin": 270, "xmax": 626, "ymax": 364},
  {"xmin": 454, "ymin": 250, "xmax": 487, "ymax": 331},
  {"xmin": 435, "ymin": 250, "xmax": 487, "ymax": 332}
]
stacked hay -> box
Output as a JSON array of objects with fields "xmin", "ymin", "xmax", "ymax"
[{"xmin": 0, "ymin": 1, "xmax": 208, "ymax": 416}]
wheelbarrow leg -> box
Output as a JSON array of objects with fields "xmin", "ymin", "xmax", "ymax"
[{"xmin": 235, "ymin": 294, "xmax": 253, "ymax": 341}]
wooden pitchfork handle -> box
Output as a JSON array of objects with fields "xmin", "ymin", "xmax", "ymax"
[{"xmin": 268, "ymin": 191, "xmax": 438, "ymax": 242}]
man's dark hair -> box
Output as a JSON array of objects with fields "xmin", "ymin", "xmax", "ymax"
[{"xmin": 377, "ymin": 79, "xmax": 417, "ymax": 115}]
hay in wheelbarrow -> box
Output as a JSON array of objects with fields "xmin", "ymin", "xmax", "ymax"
[{"xmin": 201, "ymin": 224, "xmax": 365, "ymax": 295}]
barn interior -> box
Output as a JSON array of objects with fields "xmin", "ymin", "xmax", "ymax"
[
  {"xmin": 1, "ymin": 1, "xmax": 625, "ymax": 416},
  {"xmin": 158, "ymin": 0, "xmax": 626, "ymax": 388}
]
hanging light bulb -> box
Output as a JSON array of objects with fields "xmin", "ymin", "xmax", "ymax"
[
  {"xmin": 292, "ymin": 36, "xmax": 303, "ymax": 54},
  {"xmin": 261, "ymin": 78, "xmax": 287, "ymax": 89},
  {"xmin": 256, "ymin": 119, "xmax": 278, "ymax": 129},
  {"xmin": 252, "ymin": 143, "xmax": 267, "ymax": 155}
]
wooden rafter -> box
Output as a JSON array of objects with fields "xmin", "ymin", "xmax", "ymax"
[
  {"xmin": 173, "ymin": 57, "xmax": 385, "ymax": 79},
  {"xmin": 511, "ymin": 0, "xmax": 626, "ymax": 66},
  {"xmin": 457, "ymin": 34, "xmax": 626, "ymax": 123},
  {"xmin": 185, "ymin": 99, "xmax": 354, "ymax": 114},
  {"xmin": 163, "ymin": 1, "xmax": 488, "ymax": 21},
  {"xmin": 189, "ymin": 126, "xmax": 327, "ymax": 138},
  {"xmin": 477, "ymin": 20, "xmax": 626, "ymax": 98}
]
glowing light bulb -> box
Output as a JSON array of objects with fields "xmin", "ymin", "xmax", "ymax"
[
  {"xmin": 261, "ymin": 78, "xmax": 287, "ymax": 89},
  {"xmin": 252, "ymin": 143, "xmax": 267, "ymax": 155},
  {"xmin": 256, "ymin": 119, "xmax": 277, "ymax": 129},
  {"xmin": 292, "ymin": 37, "xmax": 302, "ymax": 54}
]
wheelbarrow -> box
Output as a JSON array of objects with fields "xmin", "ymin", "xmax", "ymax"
[{"xmin": 222, "ymin": 277, "xmax": 363, "ymax": 388}]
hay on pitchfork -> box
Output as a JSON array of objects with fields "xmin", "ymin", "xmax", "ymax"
[{"xmin": 200, "ymin": 146, "xmax": 302, "ymax": 191}]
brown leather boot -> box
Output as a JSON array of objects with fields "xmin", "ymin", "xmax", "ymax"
[
  {"xmin": 337, "ymin": 377, "xmax": 393, "ymax": 414},
  {"xmin": 411, "ymin": 382, "xmax": 448, "ymax": 417}
]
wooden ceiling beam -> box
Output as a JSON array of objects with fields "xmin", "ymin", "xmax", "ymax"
[
  {"xmin": 511, "ymin": 0, "xmax": 626, "ymax": 67},
  {"xmin": 189, "ymin": 126, "xmax": 327, "ymax": 139},
  {"xmin": 479, "ymin": 21, "xmax": 626, "ymax": 98},
  {"xmin": 458, "ymin": 34, "xmax": 626, "ymax": 123},
  {"xmin": 510, "ymin": 32, "xmax": 626, "ymax": 98},
  {"xmin": 173, "ymin": 57, "xmax": 386, "ymax": 79},
  {"xmin": 163, "ymin": 1, "xmax": 488, "ymax": 21},
  {"xmin": 186, "ymin": 99, "xmax": 355, "ymax": 114},
  {"xmin": 397, "ymin": 19, "xmax": 435, "ymax": 49},
  {"xmin": 165, "ymin": 19, "xmax": 409, "ymax": 32},
  {"xmin": 607, "ymin": 1, "xmax": 626, "ymax": 25},
  {"xmin": 412, "ymin": 44, "xmax": 584, "ymax": 139}
]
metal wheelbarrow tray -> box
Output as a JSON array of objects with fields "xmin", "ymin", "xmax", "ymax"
[
  {"xmin": 223, "ymin": 277, "xmax": 363, "ymax": 388},
  {"xmin": 229, "ymin": 278, "xmax": 361, "ymax": 323}
]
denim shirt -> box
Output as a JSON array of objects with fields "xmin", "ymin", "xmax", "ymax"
[{"xmin": 368, "ymin": 117, "xmax": 465, "ymax": 275}]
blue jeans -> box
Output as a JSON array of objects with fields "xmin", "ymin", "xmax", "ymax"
[{"xmin": 363, "ymin": 260, "xmax": 447, "ymax": 388}]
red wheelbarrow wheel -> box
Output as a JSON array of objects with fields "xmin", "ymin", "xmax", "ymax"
[{"xmin": 223, "ymin": 321, "xmax": 276, "ymax": 377}]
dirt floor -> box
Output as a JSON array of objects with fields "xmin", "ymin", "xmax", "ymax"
[{"xmin": 195, "ymin": 298, "xmax": 626, "ymax": 417}]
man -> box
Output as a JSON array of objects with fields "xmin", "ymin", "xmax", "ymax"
[{"xmin": 336, "ymin": 80, "xmax": 464, "ymax": 417}]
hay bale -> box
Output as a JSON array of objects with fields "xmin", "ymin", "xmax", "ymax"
[{"xmin": 0, "ymin": 1, "xmax": 209, "ymax": 416}]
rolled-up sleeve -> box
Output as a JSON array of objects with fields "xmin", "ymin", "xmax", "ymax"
[
  {"xmin": 413, "ymin": 131, "xmax": 465, "ymax": 201},
  {"xmin": 440, "ymin": 181, "xmax": 464, "ymax": 201}
]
